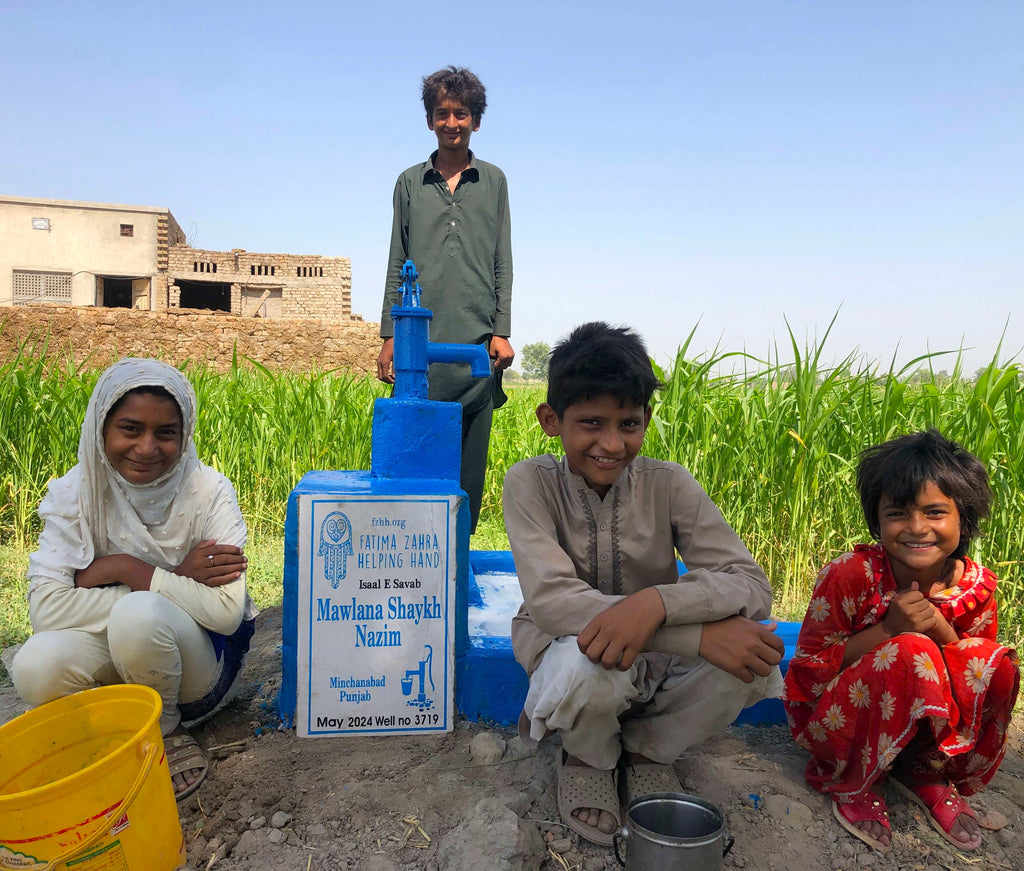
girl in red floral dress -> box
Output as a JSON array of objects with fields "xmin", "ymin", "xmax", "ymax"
[{"xmin": 784, "ymin": 430, "xmax": 1019, "ymax": 853}]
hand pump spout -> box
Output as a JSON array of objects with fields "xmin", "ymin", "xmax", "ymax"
[
  {"xmin": 426, "ymin": 342, "xmax": 490, "ymax": 377},
  {"xmin": 391, "ymin": 261, "xmax": 491, "ymax": 398}
]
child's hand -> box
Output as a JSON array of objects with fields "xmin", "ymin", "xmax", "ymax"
[
  {"xmin": 577, "ymin": 588, "xmax": 666, "ymax": 670},
  {"xmin": 884, "ymin": 584, "xmax": 958, "ymax": 644},
  {"xmin": 925, "ymin": 610, "xmax": 959, "ymax": 645},
  {"xmin": 883, "ymin": 584, "xmax": 942, "ymax": 637},
  {"xmin": 699, "ymin": 616, "xmax": 784, "ymax": 683},
  {"xmin": 175, "ymin": 539, "xmax": 248, "ymax": 587}
]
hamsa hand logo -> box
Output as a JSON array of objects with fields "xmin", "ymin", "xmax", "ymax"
[{"xmin": 319, "ymin": 511, "xmax": 353, "ymax": 588}]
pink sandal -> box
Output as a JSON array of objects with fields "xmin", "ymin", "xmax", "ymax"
[
  {"xmin": 891, "ymin": 778, "xmax": 981, "ymax": 850},
  {"xmin": 832, "ymin": 794, "xmax": 891, "ymax": 853}
]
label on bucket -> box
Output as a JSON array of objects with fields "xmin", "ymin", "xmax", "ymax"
[
  {"xmin": 108, "ymin": 814, "xmax": 130, "ymax": 837},
  {"xmin": 63, "ymin": 840, "xmax": 128, "ymax": 870},
  {"xmin": 0, "ymin": 840, "xmax": 127, "ymax": 871},
  {"xmin": 295, "ymin": 494, "xmax": 458, "ymax": 737},
  {"xmin": 0, "ymin": 847, "xmax": 46, "ymax": 870}
]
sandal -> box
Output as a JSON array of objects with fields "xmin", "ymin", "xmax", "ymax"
[
  {"xmin": 621, "ymin": 760, "xmax": 682, "ymax": 802},
  {"xmin": 165, "ymin": 729, "xmax": 208, "ymax": 802},
  {"xmin": 890, "ymin": 777, "xmax": 981, "ymax": 850},
  {"xmin": 557, "ymin": 749, "xmax": 621, "ymax": 847},
  {"xmin": 832, "ymin": 794, "xmax": 891, "ymax": 853}
]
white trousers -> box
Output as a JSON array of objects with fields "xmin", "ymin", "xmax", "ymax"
[
  {"xmin": 522, "ymin": 636, "xmax": 783, "ymax": 769},
  {"xmin": 12, "ymin": 591, "xmax": 223, "ymax": 736}
]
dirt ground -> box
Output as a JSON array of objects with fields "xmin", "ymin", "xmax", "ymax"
[{"xmin": 2, "ymin": 607, "xmax": 1022, "ymax": 871}]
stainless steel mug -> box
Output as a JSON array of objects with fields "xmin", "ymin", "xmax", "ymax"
[{"xmin": 614, "ymin": 792, "xmax": 734, "ymax": 870}]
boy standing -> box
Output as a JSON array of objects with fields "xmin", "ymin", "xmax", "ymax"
[
  {"xmin": 503, "ymin": 322, "xmax": 784, "ymax": 846},
  {"xmin": 377, "ymin": 66, "xmax": 513, "ymax": 532}
]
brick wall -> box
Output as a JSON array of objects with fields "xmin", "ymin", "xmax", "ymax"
[
  {"xmin": 166, "ymin": 244, "xmax": 353, "ymax": 320},
  {"xmin": 1, "ymin": 305, "xmax": 381, "ymax": 375}
]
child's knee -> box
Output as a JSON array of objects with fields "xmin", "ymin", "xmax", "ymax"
[
  {"xmin": 11, "ymin": 634, "xmax": 77, "ymax": 705},
  {"xmin": 671, "ymin": 658, "xmax": 778, "ymax": 713},
  {"xmin": 109, "ymin": 590, "xmax": 164, "ymax": 627},
  {"xmin": 891, "ymin": 633, "xmax": 941, "ymax": 657},
  {"xmin": 989, "ymin": 655, "xmax": 1019, "ymax": 698},
  {"xmin": 555, "ymin": 636, "xmax": 636, "ymax": 684},
  {"xmin": 533, "ymin": 636, "xmax": 639, "ymax": 715},
  {"xmin": 108, "ymin": 592, "xmax": 173, "ymax": 661},
  {"xmin": 871, "ymin": 633, "xmax": 944, "ymax": 680}
]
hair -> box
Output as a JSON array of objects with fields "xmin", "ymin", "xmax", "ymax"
[
  {"xmin": 546, "ymin": 322, "xmax": 663, "ymax": 417},
  {"xmin": 421, "ymin": 66, "xmax": 487, "ymax": 121},
  {"xmin": 856, "ymin": 428, "xmax": 992, "ymax": 558},
  {"xmin": 106, "ymin": 385, "xmax": 182, "ymax": 426}
]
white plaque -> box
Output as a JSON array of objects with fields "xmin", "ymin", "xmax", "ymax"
[{"xmin": 295, "ymin": 493, "xmax": 459, "ymax": 736}]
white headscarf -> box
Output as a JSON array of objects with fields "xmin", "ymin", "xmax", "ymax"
[{"xmin": 30, "ymin": 359, "xmax": 226, "ymax": 584}]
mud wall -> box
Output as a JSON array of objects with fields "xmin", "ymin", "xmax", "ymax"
[{"xmin": 1, "ymin": 305, "xmax": 381, "ymax": 375}]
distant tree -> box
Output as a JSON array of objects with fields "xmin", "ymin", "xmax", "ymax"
[
  {"xmin": 906, "ymin": 368, "xmax": 951, "ymax": 386},
  {"xmin": 776, "ymin": 366, "xmax": 797, "ymax": 385},
  {"xmin": 503, "ymin": 368, "xmax": 521, "ymax": 382},
  {"xmin": 521, "ymin": 342, "xmax": 551, "ymax": 381}
]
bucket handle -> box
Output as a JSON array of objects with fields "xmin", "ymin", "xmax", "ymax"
[{"xmin": 40, "ymin": 740, "xmax": 161, "ymax": 871}]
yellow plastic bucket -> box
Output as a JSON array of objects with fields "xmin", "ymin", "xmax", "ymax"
[{"xmin": 0, "ymin": 685, "xmax": 185, "ymax": 871}]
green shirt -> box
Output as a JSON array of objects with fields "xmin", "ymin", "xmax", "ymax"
[{"xmin": 381, "ymin": 151, "xmax": 512, "ymax": 406}]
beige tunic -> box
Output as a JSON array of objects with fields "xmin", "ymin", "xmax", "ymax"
[{"xmin": 503, "ymin": 454, "xmax": 773, "ymax": 675}]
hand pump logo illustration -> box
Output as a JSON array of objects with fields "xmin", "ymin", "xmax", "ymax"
[
  {"xmin": 402, "ymin": 645, "xmax": 435, "ymax": 710},
  {"xmin": 319, "ymin": 511, "xmax": 353, "ymax": 588}
]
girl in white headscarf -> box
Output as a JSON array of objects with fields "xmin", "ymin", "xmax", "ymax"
[{"xmin": 12, "ymin": 358, "xmax": 257, "ymax": 801}]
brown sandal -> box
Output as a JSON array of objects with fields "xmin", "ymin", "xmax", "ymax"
[
  {"xmin": 621, "ymin": 761, "xmax": 682, "ymax": 802},
  {"xmin": 557, "ymin": 750, "xmax": 620, "ymax": 846},
  {"xmin": 165, "ymin": 730, "xmax": 208, "ymax": 802}
]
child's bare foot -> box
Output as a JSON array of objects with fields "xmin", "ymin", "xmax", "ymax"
[
  {"xmin": 171, "ymin": 763, "xmax": 204, "ymax": 796},
  {"xmin": 572, "ymin": 806, "xmax": 618, "ymax": 833},
  {"xmin": 945, "ymin": 805, "xmax": 982, "ymax": 848}
]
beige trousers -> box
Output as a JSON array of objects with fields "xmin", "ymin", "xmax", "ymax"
[
  {"xmin": 12, "ymin": 591, "xmax": 223, "ymax": 735},
  {"xmin": 521, "ymin": 636, "xmax": 783, "ymax": 769}
]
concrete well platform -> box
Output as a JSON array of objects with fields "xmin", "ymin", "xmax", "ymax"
[{"xmin": 457, "ymin": 551, "xmax": 800, "ymax": 728}]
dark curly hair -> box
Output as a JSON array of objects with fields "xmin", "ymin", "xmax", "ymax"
[
  {"xmin": 857, "ymin": 429, "xmax": 992, "ymax": 558},
  {"xmin": 546, "ymin": 322, "xmax": 663, "ymax": 418},
  {"xmin": 421, "ymin": 66, "xmax": 487, "ymax": 121}
]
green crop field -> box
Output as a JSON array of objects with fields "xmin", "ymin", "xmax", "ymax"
[{"xmin": 2, "ymin": 325, "xmax": 1022, "ymax": 651}]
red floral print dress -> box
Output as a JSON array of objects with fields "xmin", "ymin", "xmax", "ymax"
[{"xmin": 783, "ymin": 544, "xmax": 1019, "ymax": 800}]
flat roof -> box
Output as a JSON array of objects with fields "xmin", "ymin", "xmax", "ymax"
[{"xmin": 0, "ymin": 195, "xmax": 173, "ymax": 216}]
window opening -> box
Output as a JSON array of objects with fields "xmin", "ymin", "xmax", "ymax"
[{"xmin": 13, "ymin": 270, "xmax": 72, "ymax": 304}]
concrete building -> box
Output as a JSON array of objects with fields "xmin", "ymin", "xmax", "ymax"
[{"xmin": 0, "ymin": 196, "xmax": 354, "ymax": 319}]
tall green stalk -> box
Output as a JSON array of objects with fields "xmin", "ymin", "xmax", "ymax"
[{"xmin": 2, "ymin": 326, "xmax": 1022, "ymax": 646}]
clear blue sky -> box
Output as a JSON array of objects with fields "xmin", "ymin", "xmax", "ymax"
[{"xmin": 4, "ymin": 1, "xmax": 1021, "ymax": 375}]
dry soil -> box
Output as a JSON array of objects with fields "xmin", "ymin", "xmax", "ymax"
[{"xmin": 2, "ymin": 607, "xmax": 1022, "ymax": 871}]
